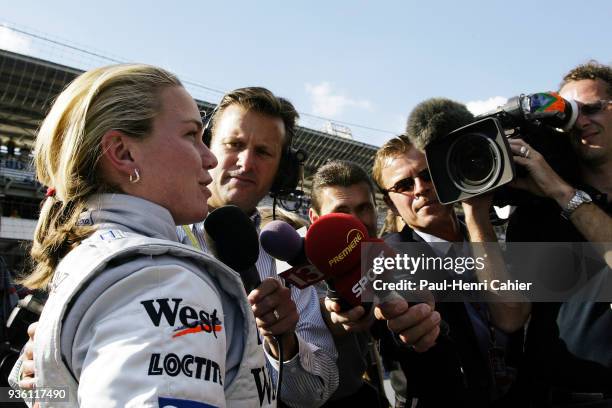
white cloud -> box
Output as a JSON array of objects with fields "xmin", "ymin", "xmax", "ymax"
[
  {"xmin": 466, "ymin": 96, "xmax": 507, "ymax": 116},
  {"xmin": 0, "ymin": 26, "xmax": 32, "ymax": 54},
  {"xmin": 305, "ymin": 82, "xmax": 372, "ymax": 117}
]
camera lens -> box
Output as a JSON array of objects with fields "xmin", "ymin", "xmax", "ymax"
[
  {"xmin": 446, "ymin": 133, "xmax": 502, "ymax": 193},
  {"xmin": 454, "ymin": 137, "xmax": 494, "ymax": 183}
]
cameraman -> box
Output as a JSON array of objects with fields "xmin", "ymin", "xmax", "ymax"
[
  {"xmin": 507, "ymin": 61, "xmax": 612, "ymax": 404},
  {"xmin": 369, "ymin": 98, "xmax": 529, "ymax": 407},
  {"xmin": 508, "ymin": 62, "xmax": 611, "ymax": 243}
]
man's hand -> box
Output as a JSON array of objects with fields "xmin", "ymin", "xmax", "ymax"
[
  {"xmin": 18, "ymin": 321, "xmax": 37, "ymax": 390},
  {"xmin": 461, "ymin": 192, "xmax": 494, "ymax": 223},
  {"xmin": 375, "ymin": 299, "xmax": 440, "ymax": 352},
  {"xmin": 323, "ymin": 298, "xmax": 374, "ymax": 334},
  {"xmin": 508, "ymin": 139, "xmax": 575, "ymax": 207},
  {"xmin": 248, "ymin": 278, "xmax": 299, "ymax": 360}
]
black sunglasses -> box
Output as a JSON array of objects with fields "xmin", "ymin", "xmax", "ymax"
[
  {"xmin": 580, "ymin": 100, "xmax": 611, "ymax": 116},
  {"xmin": 385, "ymin": 168, "xmax": 432, "ymax": 194}
]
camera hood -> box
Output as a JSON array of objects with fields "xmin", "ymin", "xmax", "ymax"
[{"xmin": 425, "ymin": 117, "xmax": 516, "ymax": 204}]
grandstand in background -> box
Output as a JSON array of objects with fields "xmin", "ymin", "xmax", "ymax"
[{"xmin": 0, "ymin": 40, "xmax": 383, "ymax": 275}]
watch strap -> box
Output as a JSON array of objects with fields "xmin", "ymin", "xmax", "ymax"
[{"xmin": 561, "ymin": 190, "xmax": 592, "ymax": 219}]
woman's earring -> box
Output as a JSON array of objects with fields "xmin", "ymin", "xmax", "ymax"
[{"xmin": 129, "ymin": 168, "xmax": 140, "ymax": 184}]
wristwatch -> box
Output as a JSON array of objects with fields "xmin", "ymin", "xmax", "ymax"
[{"xmin": 561, "ymin": 189, "xmax": 592, "ymax": 219}]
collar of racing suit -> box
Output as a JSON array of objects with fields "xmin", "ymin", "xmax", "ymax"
[{"xmin": 81, "ymin": 194, "xmax": 180, "ymax": 242}]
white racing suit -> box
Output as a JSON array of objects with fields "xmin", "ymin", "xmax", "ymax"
[{"xmin": 32, "ymin": 195, "xmax": 276, "ymax": 408}]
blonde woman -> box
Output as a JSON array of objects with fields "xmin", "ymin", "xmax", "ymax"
[{"xmin": 22, "ymin": 64, "xmax": 274, "ymax": 407}]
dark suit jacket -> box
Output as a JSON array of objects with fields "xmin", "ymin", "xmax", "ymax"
[{"xmin": 380, "ymin": 225, "xmax": 524, "ymax": 408}]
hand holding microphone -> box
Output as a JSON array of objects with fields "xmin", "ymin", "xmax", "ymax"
[
  {"xmin": 248, "ymin": 278, "xmax": 298, "ymax": 341},
  {"xmin": 304, "ymin": 213, "xmax": 370, "ymax": 311},
  {"xmin": 261, "ymin": 216, "xmax": 374, "ymax": 334},
  {"xmin": 323, "ymin": 297, "xmax": 373, "ymax": 334},
  {"xmin": 204, "ymin": 206, "xmax": 298, "ymax": 360},
  {"xmin": 305, "ymin": 213, "xmax": 441, "ymax": 350},
  {"xmin": 260, "ymin": 213, "xmax": 441, "ymax": 349},
  {"xmin": 374, "ymin": 299, "xmax": 441, "ymax": 352}
]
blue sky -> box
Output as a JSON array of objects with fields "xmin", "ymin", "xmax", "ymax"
[{"xmin": 1, "ymin": 1, "xmax": 610, "ymax": 146}]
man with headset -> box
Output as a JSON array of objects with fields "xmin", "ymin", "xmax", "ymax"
[{"xmin": 179, "ymin": 87, "xmax": 339, "ymax": 407}]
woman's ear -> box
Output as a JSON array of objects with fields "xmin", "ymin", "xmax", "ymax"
[{"xmin": 100, "ymin": 130, "xmax": 136, "ymax": 176}]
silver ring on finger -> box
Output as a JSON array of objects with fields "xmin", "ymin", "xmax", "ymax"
[
  {"xmin": 524, "ymin": 148, "xmax": 530, "ymax": 158},
  {"xmin": 273, "ymin": 309, "xmax": 280, "ymax": 321},
  {"xmin": 519, "ymin": 145, "xmax": 527, "ymax": 157}
]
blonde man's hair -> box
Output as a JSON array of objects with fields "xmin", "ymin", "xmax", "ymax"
[
  {"xmin": 379, "ymin": 209, "xmax": 405, "ymax": 237},
  {"xmin": 24, "ymin": 64, "xmax": 181, "ymax": 289},
  {"xmin": 258, "ymin": 206, "xmax": 308, "ymax": 230},
  {"xmin": 371, "ymin": 135, "xmax": 416, "ymax": 193}
]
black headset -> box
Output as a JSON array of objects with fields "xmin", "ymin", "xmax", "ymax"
[{"xmin": 202, "ymin": 106, "xmax": 307, "ymax": 197}]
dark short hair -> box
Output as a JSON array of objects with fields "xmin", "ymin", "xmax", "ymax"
[
  {"xmin": 208, "ymin": 86, "xmax": 299, "ymax": 149},
  {"xmin": 311, "ymin": 160, "xmax": 376, "ymax": 213},
  {"xmin": 405, "ymin": 98, "xmax": 474, "ymax": 151},
  {"xmin": 560, "ymin": 60, "xmax": 612, "ymax": 98}
]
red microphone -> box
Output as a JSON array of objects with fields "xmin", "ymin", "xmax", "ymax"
[
  {"xmin": 305, "ymin": 213, "xmax": 372, "ymax": 310},
  {"xmin": 306, "ymin": 214, "xmax": 446, "ymax": 342}
]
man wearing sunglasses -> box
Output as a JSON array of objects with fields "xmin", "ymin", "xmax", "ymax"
[
  {"xmin": 371, "ymin": 98, "xmax": 529, "ymax": 408},
  {"xmin": 313, "ymin": 160, "xmax": 448, "ymax": 408},
  {"xmin": 505, "ymin": 62, "xmax": 612, "ymax": 403}
]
